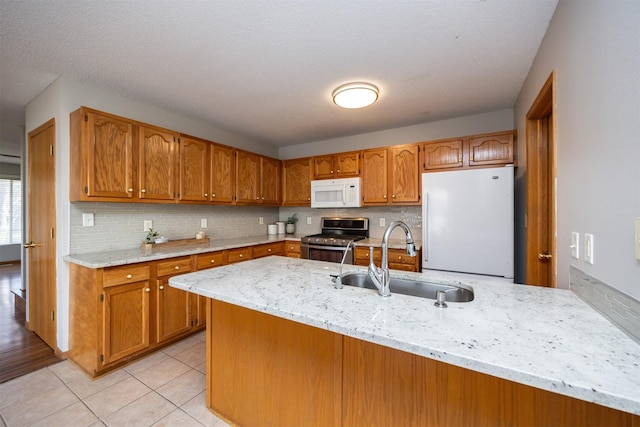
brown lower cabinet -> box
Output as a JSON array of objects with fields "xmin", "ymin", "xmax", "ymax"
[
  {"xmin": 354, "ymin": 245, "xmax": 421, "ymax": 271},
  {"xmin": 207, "ymin": 300, "xmax": 640, "ymax": 427}
]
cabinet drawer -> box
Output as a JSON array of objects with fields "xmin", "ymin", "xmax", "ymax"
[
  {"xmin": 285, "ymin": 241, "xmax": 301, "ymax": 257},
  {"xmin": 354, "ymin": 246, "xmax": 381, "ymax": 263},
  {"xmin": 156, "ymin": 257, "xmax": 193, "ymax": 278},
  {"xmin": 196, "ymin": 251, "xmax": 228, "ymax": 270},
  {"xmin": 228, "ymin": 247, "xmax": 252, "ymax": 263},
  {"xmin": 103, "ymin": 264, "xmax": 150, "ymax": 287},
  {"xmin": 387, "ymin": 249, "xmax": 417, "ymax": 266},
  {"xmin": 253, "ymin": 242, "xmax": 284, "ymax": 258}
]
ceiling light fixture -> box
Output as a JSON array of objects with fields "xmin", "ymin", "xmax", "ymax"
[{"xmin": 332, "ymin": 82, "xmax": 379, "ymax": 109}]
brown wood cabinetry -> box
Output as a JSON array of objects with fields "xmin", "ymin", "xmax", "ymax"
[
  {"xmin": 361, "ymin": 148, "xmax": 388, "ymax": 204},
  {"xmin": 195, "ymin": 251, "xmax": 228, "ymax": 270},
  {"xmin": 313, "ymin": 151, "xmax": 360, "ymax": 179},
  {"xmin": 70, "ymin": 107, "xmax": 136, "ymax": 201},
  {"xmin": 260, "ymin": 156, "xmax": 281, "ymax": 205},
  {"xmin": 285, "ymin": 241, "xmax": 301, "ymax": 258},
  {"xmin": 193, "ymin": 250, "xmax": 229, "ymax": 329},
  {"xmin": 354, "ymin": 246, "xmax": 421, "ymax": 272},
  {"xmin": 235, "ymin": 150, "xmax": 260, "ymax": 204},
  {"xmin": 210, "ymin": 142, "xmax": 236, "ymax": 204},
  {"xmin": 155, "ymin": 257, "xmax": 192, "ymax": 343},
  {"xmin": 178, "ymin": 135, "xmax": 210, "ymax": 202},
  {"xmin": 282, "ymin": 157, "xmax": 312, "ymax": 206},
  {"xmin": 228, "ymin": 246, "xmax": 253, "ymax": 263},
  {"xmin": 422, "ymin": 130, "xmax": 516, "ymax": 172},
  {"xmin": 389, "ymin": 144, "xmax": 420, "ymax": 204},
  {"xmin": 138, "ymin": 124, "xmax": 178, "ymax": 201},
  {"xmin": 253, "ymin": 242, "xmax": 284, "ymax": 258}
]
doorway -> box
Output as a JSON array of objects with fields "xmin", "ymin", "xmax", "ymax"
[{"xmin": 525, "ymin": 72, "xmax": 556, "ymax": 287}]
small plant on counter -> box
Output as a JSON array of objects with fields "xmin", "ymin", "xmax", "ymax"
[
  {"xmin": 286, "ymin": 213, "xmax": 299, "ymax": 224},
  {"xmin": 144, "ymin": 228, "xmax": 159, "ymax": 243}
]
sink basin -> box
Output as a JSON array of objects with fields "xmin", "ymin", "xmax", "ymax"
[{"xmin": 338, "ymin": 272, "xmax": 474, "ymax": 302}]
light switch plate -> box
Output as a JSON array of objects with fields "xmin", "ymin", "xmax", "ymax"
[
  {"xmin": 584, "ymin": 233, "xmax": 594, "ymax": 264},
  {"xmin": 143, "ymin": 220, "xmax": 152, "ymax": 232},
  {"xmin": 201, "ymin": 218, "xmax": 208, "ymax": 228},
  {"xmin": 259, "ymin": 217, "xmax": 264, "ymax": 225},
  {"xmin": 570, "ymin": 232, "xmax": 579, "ymax": 259},
  {"xmin": 635, "ymin": 218, "xmax": 640, "ymax": 260},
  {"xmin": 82, "ymin": 213, "xmax": 94, "ymax": 227},
  {"xmin": 379, "ymin": 218, "xmax": 386, "ymax": 227},
  {"xmin": 306, "ymin": 216, "xmax": 312, "ymax": 225}
]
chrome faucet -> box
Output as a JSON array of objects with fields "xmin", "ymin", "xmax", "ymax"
[
  {"xmin": 368, "ymin": 221, "xmax": 416, "ymax": 297},
  {"xmin": 332, "ymin": 240, "xmax": 355, "ymax": 289}
]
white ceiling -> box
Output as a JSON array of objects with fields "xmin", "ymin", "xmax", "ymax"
[{"xmin": 0, "ymin": 0, "xmax": 558, "ymax": 160}]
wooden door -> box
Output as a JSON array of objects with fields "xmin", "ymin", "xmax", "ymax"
[
  {"xmin": 282, "ymin": 158, "xmax": 312, "ymax": 206},
  {"xmin": 526, "ymin": 72, "xmax": 556, "ymax": 287},
  {"xmin": 178, "ymin": 135, "xmax": 209, "ymax": 202},
  {"xmin": 26, "ymin": 119, "xmax": 57, "ymax": 350},
  {"xmin": 138, "ymin": 124, "xmax": 177, "ymax": 201},
  {"xmin": 260, "ymin": 156, "xmax": 281, "ymax": 205},
  {"xmin": 210, "ymin": 143, "xmax": 235, "ymax": 204},
  {"xmin": 156, "ymin": 278, "xmax": 192, "ymax": 342},
  {"xmin": 362, "ymin": 148, "xmax": 388, "ymax": 205},
  {"xmin": 236, "ymin": 150, "xmax": 260, "ymax": 204},
  {"xmin": 84, "ymin": 110, "xmax": 134, "ymax": 198},
  {"xmin": 103, "ymin": 281, "xmax": 149, "ymax": 364},
  {"xmin": 313, "ymin": 155, "xmax": 335, "ymax": 179},
  {"xmin": 390, "ymin": 144, "xmax": 420, "ymax": 204},
  {"xmin": 423, "ymin": 139, "xmax": 463, "ymax": 171},
  {"xmin": 335, "ymin": 151, "xmax": 360, "ymax": 177}
]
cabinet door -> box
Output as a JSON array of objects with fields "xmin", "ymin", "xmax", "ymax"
[
  {"xmin": 282, "ymin": 158, "xmax": 312, "ymax": 206},
  {"xmin": 211, "ymin": 143, "xmax": 235, "ymax": 204},
  {"xmin": 423, "ymin": 140, "xmax": 463, "ymax": 171},
  {"xmin": 178, "ymin": 136, "xmax": 209, "ymax": 202},
  {"xmin": 236, "ymin": 150, "xmax": 260, "ymax": 204},
  {"xmin": 336, "ymin": 151, "xmax": 360, "ymax": 177},
  {"xmin": 102, "ymin": 281, "xmax": 149, "ymax": 364},
  {"xmin": 285, "ymin": 241, "xmax": 301, "ymax": 258},
  {"xmin": 390, "ymin": 144, "xmax": 420, "ymax": 204},
  {"xmin": 313, "ymin": 155, "xmax": 335, "ymax": 179},
  {"xmin": 84, "ymin": 110, "xmax": 135, "ymax": 199},
  {"xmin": 468, "ymin": 133, "xmax": 515, "ymax": 166},
  {"xmin": 156, "ymin": 277, "xmax": 192, "ymax": 343},
  {"xmin": 139, "ymin": 125, "xmax": 178, "ymax": 200},
  {"xmin": 261, "ymin": 156, "xmax": 281, "ymax": 205},
  {"xmin": 362, "ymin": 149, "xmax": 388, "ymax": 205},
  {"xmin": 192, "ymin": 294, "xmax": 208, "ymax": 329}
]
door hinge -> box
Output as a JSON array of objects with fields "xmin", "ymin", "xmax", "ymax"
[
  {"xmin": 100, "ymin": 294, "xmax": 104, "ymax": 302},
  {"xmin": 84, "ymin": 115, "xmax": 88, "ymax": 122},
  {"xmin": 84, "ymin": 186, "xmax": 88, "ymax": 194},
  {"xmin": 51, "ymin": 310, "xmax": 55, "ymax": 322},
  {"xmin": 51, "ymin": 227, "xmax": 55, "ymax": 239},
  {"xmin": 100, "ymin": 354, "xmax": 104, "ymax": 362},
  {"xmin": 50, "ymin": 145, "xmax": 54, "ymax": 156}
]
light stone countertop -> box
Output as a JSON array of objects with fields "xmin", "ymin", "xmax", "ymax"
[
  {"xmin": 63, "ymin": 234, "xmax": 306, "ymax": 268},
  {"xmin": 356, "ymin": 237, "xmax": 423, "ymax": 250},
  {"xmin": 169, "ymin": 256, "xmax": 640, "ymax": 416}
]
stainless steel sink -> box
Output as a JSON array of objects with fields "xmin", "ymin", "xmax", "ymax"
[{"xmin": 338, "ymin": 272, "xmax": 474, "ymax": 302}]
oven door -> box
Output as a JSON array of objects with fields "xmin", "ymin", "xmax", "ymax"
[{"xmin": 301, "ymin": 243, "xmax": 354, "ymax": 264}]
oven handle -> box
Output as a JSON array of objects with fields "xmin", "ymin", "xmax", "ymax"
[{"xmin": 300, "ymin": 243, "xmax": 355, "ymax": 252}]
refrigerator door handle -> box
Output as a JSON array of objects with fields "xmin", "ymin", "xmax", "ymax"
[{"xmin": 423, "ymin": 192, "xmax": 428, "ymax": 262}]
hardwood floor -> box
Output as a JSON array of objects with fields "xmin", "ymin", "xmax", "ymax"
[{"xmin": 0, "ymin": 262, "xmax": 62, "ymax": 383}]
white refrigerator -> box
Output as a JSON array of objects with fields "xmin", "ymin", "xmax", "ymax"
[{"xmin": 422, "ymin": 165, "xmax": 514, "ymax": 278}]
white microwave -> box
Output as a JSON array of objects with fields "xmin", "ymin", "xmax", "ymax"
[{"xmin": 311, "ymin": 177, "xmax": 362, "ymax": 208}]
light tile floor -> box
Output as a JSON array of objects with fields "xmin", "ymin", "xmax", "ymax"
[{"xmin": 0, "ymin": 331, "xmax": 231, "ymax": 427}]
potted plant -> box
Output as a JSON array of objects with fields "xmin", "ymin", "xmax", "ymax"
[
  {"xmin": 141, "ymin": 228, "xmax": 159, "ymax": 251},
  {"xmin": 285, "ymin": 213, "xmax": 298, "ymax": 234}
]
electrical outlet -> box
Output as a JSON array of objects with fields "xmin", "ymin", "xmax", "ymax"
[
  {"xmin": 201, "ymin": 218, "xmax": 208, "ymax": 229},
  {"xmin": 570, "ymin": 232, "xmax": 579, "ymax": 259},
  {"xmin": 584, "ymin": 233, "xmax": 594, "ymax": 264},
  {"xmin": 82, "ymin": 213, "xmax": 94, "ymax": 227},
  {"xmin": 379, "ymin": 218, "xmax": 385, "ymax": 227},
  {"xmin": 306, "ymin": 216, "xmax": 312, "ymax": 225},
  {"xmin": 144, "ymin": 220, "xmax": 152, "ymax": 232},
  {"xmin": 259, "ymin": 217, "xmax": 264, "ymax": 225}
]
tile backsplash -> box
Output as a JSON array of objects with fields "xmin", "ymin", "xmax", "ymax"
[{"xmin": 70, "ymin": 203, "xmax": 422, "ymax": 254}]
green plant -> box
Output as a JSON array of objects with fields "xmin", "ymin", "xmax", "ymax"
[
  {"xmin": 286, "ymin": 213, "xmax": 298, "ymax": 224},
  {"xmin": 145, "ymin": 228, "xmax": 159, "ymax": 243}
]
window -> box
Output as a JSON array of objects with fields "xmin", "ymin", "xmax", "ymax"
[{"xmin": 0, "ymin": 179, "xmax": 22, "ymax": 245}]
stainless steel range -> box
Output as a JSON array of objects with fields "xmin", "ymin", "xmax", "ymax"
[{"xmin": 301, "ymin": 217, "xmax": 369, "ymax": 264}]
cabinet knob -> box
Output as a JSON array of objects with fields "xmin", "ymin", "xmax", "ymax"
[
  {"xmin": 330, "ymin": 170, "xmax": 334, "ymax": 174},
  {"xmin": 239, "ymin": 254, "xmax": 243, "ymax": 258},
  {"xmin": 141, "ymin": 189, "xmax": 146, "ymax": 193},
  {"xmin": 392, "ymin": 195, "xmax": 396, "ymax": 198},
  {"xmin": 159, "ymin": 285, "xmax": 164, "ymax": 290},
  {"xmin": 174, "ymin": 266, "xmax": 180, "ymax": 270},
  {"xmin": 212, "ymin": 193, "xmax": 216, "ymax": 197},
  {"xmin": 256, "ymin": 197, "xmax": 259, "ymax": 200},
  {"xmin": 398, "ymin": 256, "xmax": 402, "ymax": 260},
  {"xmin": 204, "ymin": 193, "xmax": 208, "ymax": 197},
  {"xmin": 128, "ymin": 188, "xmax": 133, "ymax": 193},
  {"xmin": 126, "ymin": 274, "xmax": 132, "ymax": 279},
  {"xmin": 145, "ymin": 288, "xmax": 150, "ymax": 292},
  {"xmin": 210, "ymin": 259, "xmax": 215, "ymax": 264},
  {"xmin": 268, "ymin": 248, "xmax": 271, "ymax": 252},
  {"xmin": 384, "ymin": 195, "xmax": 387, "ymax": 198}
]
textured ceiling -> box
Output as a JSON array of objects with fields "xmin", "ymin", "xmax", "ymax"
[{"xmin": 0, "ymin": 0, "xmax": 558, "ymax": 160}]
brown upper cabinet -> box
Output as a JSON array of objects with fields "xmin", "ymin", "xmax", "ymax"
[
  {"xmin": 178, "ymin": 135, "xmax": 210, "ymax": 203},
  {"xmin": 235, "ymin": 150, "xmax": 281, "ymax": 205},
  {"xmin": 260, "ymin": 156, "xmax": 281, "ymax": 205},
  {"xmin": 362, "ymin": 145, "xmax": 420, "ymax": 206},
  {"xmin": 210, "ymin": 143, "xmax": 236, "ymax": 204},
  {"xmin": 361, "ymin": 148, "xmax": 388, "ymax": 205},
  {"xmin": 138, "ymin": 124, "xmax": 179, "ymax": 201},
  {"xmin": 282, "ymin": 157, "xmax": 312, "ymax": 206},
  {"xmin": 422, "ymin": 130, "xmax": 516, "ymax": 172},
  {"xmin": 313, "ymin": 151, "xmax": 360, "ymax": 179}
]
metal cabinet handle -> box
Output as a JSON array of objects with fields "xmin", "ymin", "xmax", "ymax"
[
  {"xmin": 141, "ymin": 189, "xmax": 146, "ymax": 193},
  {"xmin": 128, "ymin": 188, "xmax": 133, "ymax": 192},
  {"xmin": 126, "ymin": 274, "xmax": 132, "ymax": 279},
  {"xmin": 538, "ymin": 253, "xmax": 552, "ymax": 261},
  {"xmin": 210, "ymin": 259, "xmax": 215, "ymax": 264},
  {"xmin": 174, "ymin": 266, "xmax": 180, "ymax": 270},
  {"xmin": 145, "ymin": 288, "xmax": 150, "ymax": 292},
  {"xmin": 159, "ymin": 285, "xmax": 164, "ymax": 290}
]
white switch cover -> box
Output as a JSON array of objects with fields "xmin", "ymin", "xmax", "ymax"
[
  {"xmin": 379, "ymin": 218, "xmax": 386, "ymax": 227},
  {"xmin": 144, "ymin": 220, "xmax": 152, "ymax": 232},
  {"xmin": 584, "ymin": 233, "xmax": 594, "ymax": 264},
  {"xmin": 570, "ymin": 232, "xmax": 579, "ymax": 259},
  {"xmin": 82, "ymin": 213, "xmax": 94, "ymax": 227},
  {"xmin": 201, "ymin": 218, "xmax": 208, "ymax": 228},
  {"xmin": 306, "ymin": 216, "xmax": 312, "ymax": 225},
  {"xmin": 635, "ymin": 218, "xmax": 640, "ymax": 260},
  {"xmin": 259, "ymin": 217, "xmax": 264, "ymax": 225}
]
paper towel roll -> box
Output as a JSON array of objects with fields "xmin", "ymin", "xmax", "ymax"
[{"xmin": 268, "ymin": 224, "xmax": 278, "ymax": 235}]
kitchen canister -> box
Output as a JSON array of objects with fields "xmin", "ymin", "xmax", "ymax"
[
  {"xmin": 276, "ymin": 221, "xmax": 285, "ymax": 234},
  {"xmin": 267, "ymin": 224, "xmax": 278, "ymax": 235}
]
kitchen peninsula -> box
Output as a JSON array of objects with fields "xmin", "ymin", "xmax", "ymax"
[{"xmin": 169, "ymin": 256, "xmax": 640, "ymax": 426}]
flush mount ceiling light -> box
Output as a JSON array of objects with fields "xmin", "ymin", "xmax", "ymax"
[{"xmin": 332, "ymin": 82, "xmax": 379, "ymax": 109}]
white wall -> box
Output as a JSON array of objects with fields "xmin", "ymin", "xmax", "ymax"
[
  {"xmin": 279, "ymin": 109, "xmax": 514, "ymax": 159},
  {"xmin": 0, "ymin": 162, "xmax": 22, "ymax": 262},
  {"xmin": 514, "ymin": 0, "xmax": 640, "ymax": 297}
]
